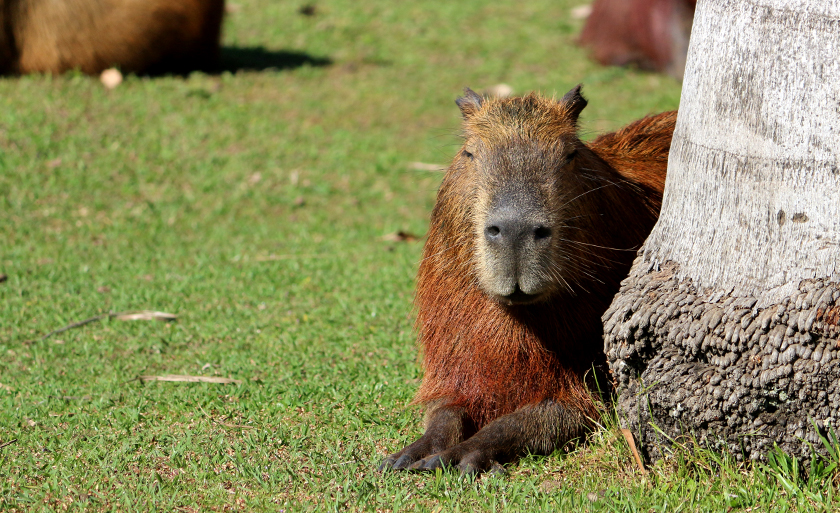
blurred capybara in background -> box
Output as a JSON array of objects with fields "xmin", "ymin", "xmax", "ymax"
[
  {"xmin": 579, "ymin": 0, "xmax": 696, "ymax": 80},
  {"xmin": 0, "ymin": 0, "xmax": 225, "ymax": 75},
  {"xmin": 380, "ymin": 86, "xmax": 676, "ymax": 474}
]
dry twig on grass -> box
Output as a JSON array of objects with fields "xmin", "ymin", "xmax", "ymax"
[
  {"xmin": 113, "ymin": 311, "xmax": 177, "ymax": 321},
  {"xmin": 216, "ymin": 421, "xmax": 255, "ymax": 429},
  {"xmin": 0, "ymin": 439, "xmax": 18, "ymax": 450},
  {"xmin": 407, "ymin": 162, "xmax": 445, "ymax": 172},
  {"xmin": 40, "ymin": 310, "xmax": 177, "ymax": 341},
  {"xmin": 621, "ymin": 428, "xmax": 647, "ymax": 474},
  {"xmin": 139, "ymin": 374, "xmax": 242, "ymax": 385}
]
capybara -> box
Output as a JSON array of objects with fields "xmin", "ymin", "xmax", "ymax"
[
  {"xmin": 579, "ymin": 0, "xmax": 696, "ymax": 80},
  {"xmin": 0, "ymin": 0, "xmax": 225, "ymax": 75},
  {"xmin": 380, "ymin": 86, "xmax": 676, "ymax": 474}
]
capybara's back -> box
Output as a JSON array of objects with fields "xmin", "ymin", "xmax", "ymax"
[{"xmin": 0, "ymin": 0, "xmax": 224, "ymax": 74}]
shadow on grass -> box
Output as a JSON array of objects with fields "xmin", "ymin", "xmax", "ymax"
[{"xmin": 217, "ymin": 46, "xmax": 332, "ymax": 73}]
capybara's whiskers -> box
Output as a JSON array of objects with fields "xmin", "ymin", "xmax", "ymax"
[
  {"xmin": 559, "ymin": 238, "xmax": 641, "ymax": 252},
  {"xmin": 556, "ymin": 183, "xmax": 617, "ymax": 212},
  {"xmin": 417, "ymin": 241, "xmax": 464, "ymax": 264}
]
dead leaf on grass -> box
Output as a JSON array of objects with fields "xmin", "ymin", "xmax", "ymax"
[
  {"xmin": 539, "ymin": 479, "xmax": 562, "ymax": 493},
  {"xmin": 381, "ymin": 231, "xmax": 422, "ymax": 242},
  {"xmin": 587, "ymin": 490, "xmax": 606, "ymax": 502},
  {"xmin": 0, "ymin": 382, "xmax": 13, "ymax": 392},
  {"xmin": 217, "ymin": 421, "xmax": 255, "ymax": 429},
  {"xmin": 139, "ymin": 374, "xmax": 243, "ymax": 385},
  {"xmin": 50, "ymin": 395, "xmax": 91, "ymax": 401},
  {"xmin": 621, "ymin": 428, "xmax": 647, "ymax": 474},
  {"xmin": 114, "ymin": 310, "xmax": 177, "ymax": 322}
]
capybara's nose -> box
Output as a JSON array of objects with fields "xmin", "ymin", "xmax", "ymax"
[{"xmin": 484, "ymin": 217, "xmax": 551, "ymax": 246}]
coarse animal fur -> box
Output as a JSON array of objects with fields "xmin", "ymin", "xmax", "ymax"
[
  {"xmin": 380, "ymin": 86, "xmax": 675, "ymax": 474},
  {"xmin": 0, "ymin": 0, "xmax": 225, "ymax": 75}
]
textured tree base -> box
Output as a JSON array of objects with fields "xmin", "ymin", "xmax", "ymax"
[{"xmin": 604, "ymin": 258, "xmax": 840, "ymax": 463}]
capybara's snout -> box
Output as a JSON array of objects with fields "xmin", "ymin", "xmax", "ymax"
[{"xmin": 477, "ymin": 187, "xmax": 555, "ymax": 304}]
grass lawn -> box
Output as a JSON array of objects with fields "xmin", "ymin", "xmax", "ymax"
[{"xmin": 1, "ymin": 0, "xmax": 838, "ymax": 510}]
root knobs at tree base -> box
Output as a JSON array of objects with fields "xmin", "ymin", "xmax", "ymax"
[
  {"xmin": 604, "ymin": 0, "xmax": 840, "ymax": 463},
  {"xmin": 604, "ymin": 260, "xmax": 840, "ymax": 462}
]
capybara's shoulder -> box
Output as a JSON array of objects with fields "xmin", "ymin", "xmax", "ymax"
[{"xmin": 588, "ymin": 111, "xmax": 676, "ymax": 195}]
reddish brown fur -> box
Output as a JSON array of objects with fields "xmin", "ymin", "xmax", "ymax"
[
  {"xmin": 0, "ymin": 0, "xmax": 224, "ymax": 75},
  {"xmin": 589, "ymin": 109, "xmax": 675, "ymax": 199},
  {"xmin": 414, "ymin": 95, "xmax": 676, "ymax": 430},
  {"xmin": 579, "ymin": 0, "xmax": 696, "ymax": 80}
]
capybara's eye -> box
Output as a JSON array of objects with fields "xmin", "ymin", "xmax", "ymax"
[
  {"xmin": 463, "ymin": 150, "xmax": 474, "ymax": 160},
  {"xmin": 565, "ymin": 149, "xmax": 578, "ymax": 163}
]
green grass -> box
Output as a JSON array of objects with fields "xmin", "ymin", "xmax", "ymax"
[{"xmin": 1, "ymin": 0, "xmax": 837, "ymax": 510}]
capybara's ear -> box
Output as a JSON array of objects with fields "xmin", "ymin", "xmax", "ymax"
[
  {"xmin": 560, "ymin": 84, "xmax": 587, "ymax": 123},
  {"xmin": 456, "ymin": 88, "xmax": 484, "ymax": 118}
]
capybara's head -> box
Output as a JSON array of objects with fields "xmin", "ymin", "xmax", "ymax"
[{"xmin": 455, "ymin": 85, "xmax": 606, "ymax": 306}]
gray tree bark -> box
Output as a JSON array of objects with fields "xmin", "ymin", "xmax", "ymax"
[{"xmin": 604, "ymin": 0, "xmax": 840, "ymax": 463}]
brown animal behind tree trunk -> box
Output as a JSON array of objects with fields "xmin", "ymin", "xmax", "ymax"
[
  {"xmin": 0, "ymin": 0, "xmax": 224, "ymax": 75},
  {"xmin": 579, "ymin": 0, "xmax": 696, "ymax": 80}
]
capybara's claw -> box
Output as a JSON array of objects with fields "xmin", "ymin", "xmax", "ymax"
[
  {"xmin": 488, "ymin": 461, "xmax": 507, "ymax": 476},
  {"xmin": 406, "ymin": 448, "xmax": 489, "ymax": 475},
  {"xmin": 407, "ymin": 459, "xmax": 425, "ymax": 471},
  {"xmin": 392, "ymin": 454, "xmax": 418, "ymax": 469},
  {"xmin": 409, "ymin": 454, "xmax": 444, "ymax": 471},
  {"xmin": 377, "ymin": 456, "xmax": 396, "ymax": 472},
  {"xmin": 458, "ymin": 462, "xmax": 479, "ymax": 477}
]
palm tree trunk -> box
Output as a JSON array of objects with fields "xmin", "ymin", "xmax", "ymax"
[{"xmin": 604, "ymin": 0, "xmax": 840, "ymax": 463}]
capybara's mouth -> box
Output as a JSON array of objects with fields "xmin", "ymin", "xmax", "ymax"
[{"xmin": 499, "ymin": 286, "xmax": 544, "ymax": 306}]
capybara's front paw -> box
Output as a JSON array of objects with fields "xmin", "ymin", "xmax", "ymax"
[
  {"xmin": 379, "ymin": 404, "xmax": 469, "ymax": 472},
  {"xmin": 408, "ymin": 443, "xmax": 496, "ymax": 476},
  {"xmin": 378, "ymin": 449, "xmax": 423, "ymax": 471},
  {"xmin": 377, "ymin": 454, "xmax": 400, "ymax": 472},
  {"xmin": 378, "ymin": 438, "xmax": 439, "ymax": 472}
]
